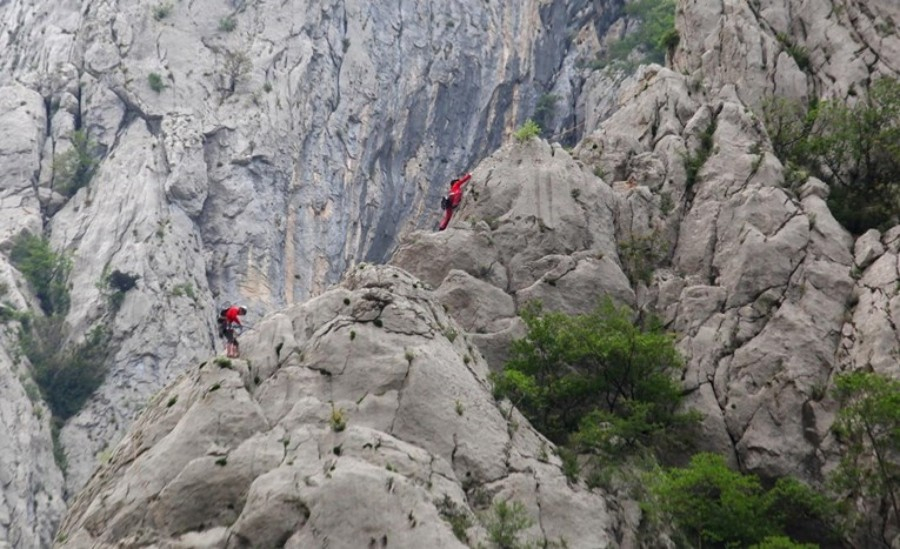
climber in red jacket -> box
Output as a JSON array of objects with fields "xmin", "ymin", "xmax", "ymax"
[
  {"xmin": 438, "ymin": 173, "xmax": 472, "ymax": 231},
  {"xmin": 217, "ymin": 305, "xmax": 247, "ymax": 358}
]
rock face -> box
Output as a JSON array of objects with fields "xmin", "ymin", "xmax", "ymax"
[
  {"xmin": 393, "ymin": 139, "xmax": 634, "ymax": 370},
  {"xmin": 1, "ymin": 0, "xmax": 899, "ymax": 545},
  {"xmin": 57, "ymin": 265, "xmax": 614, "ymax": 548},
  {"xmin": 567, "ymin": 0, "xmax": 898, "ymax": 511},
  {"xmin": 0, "ymin": 0, "xmax": 634, "ymax": 518}
]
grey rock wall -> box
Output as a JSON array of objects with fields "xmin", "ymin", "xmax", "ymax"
[
  {"xmin": 56, "ymin": 265, "xmax": 615, "ymax": 548},
  {"xmin": 0, "ymin": 1, "xmax": 626, "ymax": 536}
]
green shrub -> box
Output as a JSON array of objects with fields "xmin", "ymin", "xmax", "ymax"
[
  {"xmin": 762, "ymin": 78, "xmax": 900, "ymax": 233},
  {"xmin": 52, "ymin": 130, "xmax": 98, "ymax": 197},
  {"xmin": 152, "ymin": 2, "xmax": 172, "ymax": 20},
  {"xmin": 10, "ymin": 233, "xmax": 71, "ymax": 316},
  {"xmin": 831, "ymin": 371, "xmax": 900, "ymax": 528},
  {"xmin": 646, "ymin": 453, "xmax": 838, "ymax": 547},
  {"xmin": 436, "ymin": 495, "xmax": 472, "ymax": 543},
  {"xmin": 492, "ymin": 299, "xmax": 691, "ymax": 457},
  {"xmin": 618, "ymin": 230, "xmax": 667, "ymax": 286},
  {"xmin": 218, "ymin": 16, "xmax": 236, "ymax": 32},
  {"xmin": 484, "ymin": 500, "xmax": 533, "ymax": 549},
  {"xmin": 533, "ymin": 94, "xmax": 560, "ymax": 136},
  {"xmin": 21, "ymin": 321, "xmax": 109, "ymax": 421},
  {"xmin": 514, "ymin": 119, "xmax": 541, "ymax": 142},
  {"xmin": 103, "ymin": 269, "xmax": 139, "ymax": 311},
  {"xmin": 330, "ymin": 405, "xmax": 347, "ymax": 432},
  {"xmin": 775, "ymin": 33, "xmax": 810, "ymax": 71},
  {"xmin": 148, "ymin": 72, "xmax": 166, "ymax": 93},
  {"xmin": 683, "ymin": 118, "xmax": 717, "ymax": 190},
  {"xmin": 603, "ymin": 0, "xmax": 677, "ymax": 66}
]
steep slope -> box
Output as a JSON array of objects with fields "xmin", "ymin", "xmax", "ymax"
[
  {"xmin": 3, "ymin": 0, "xmax": 899, "ymax": 546},
  {"xmin": 56, "ymin": 265, "xmax": 615, "ymax": 548},
  {"xmin": 0, "ymin": 0, "xmax": 631, "ymax": 527},
  {"xmin": 393, "ymin": 139, "xmax": 634, "ymax": 370},
  {"xmin": 392, "ymin": 0, "xmax": 900, "ymax": 540}
]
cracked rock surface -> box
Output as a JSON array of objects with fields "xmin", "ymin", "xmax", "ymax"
[
  {"xmin": 0, "ymin": 0, "xmax": 637, "ymax": 521},
  {"xmin": 393, "ymin": 139, "xmax": 634, "ymax": 370},
  {"xmin": 56, "ymin": 265, "xmax": 613, "ymax": 548}
]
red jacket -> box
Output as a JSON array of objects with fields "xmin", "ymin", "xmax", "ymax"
[
  {"xmin": 224, "ymin": 306, "xmax": 243, "ymax": 326},
  {"xmin": 439, "ymin": 173, "xmax": 472, "ymax": 231}
]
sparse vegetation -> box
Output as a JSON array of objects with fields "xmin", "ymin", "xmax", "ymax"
[
  {"xmin": 10, "ymin": 233, "xmax": 70, "ymax": 316},
  {"xmin": 436, "ymin": 495, "xmax": 472, "ymax": 543},
  {"xmin": 533, "ymin": 93, "xmax": 560, "ymax": 135},
  {"xmin": 330, "ymin": 405, "xmax": 347, "ymax": 432},
  {"xmin": 762, "ymin": 78, "xmax": 900, "ymax": 233},
  {"xmin": 218, "ymin": 16, "xmax": 237, "ymax": 32},
  {"xmin": 221, "ymin": 50, "xmax": 251, "ymax": 95},
  {"xmin": 597, "ymin": 0, "xmax": 677, "ymax": 68},
  {"xmin": 20, "ymin": 322, "xmax": 110, "ymax": 421},
  {"xmin": 618, "ymin": 230, "xmax": 667, "ymax": 286},
  {"xmin": 52, "ymin": 130, "xmax": 98, "ymax": 197},
  {"xmin": 152, "ymin": 2, "xmax": 172, "ymax": 21},
  {"xmin": 148, "ymin": 72, "xmax": 166, "ymax": 93},
  {"xmin": 102, "ymin": 269, "xmax": 139, "ymax": 311},
  {"xmin": 775, "ymin": 33, "xmax": 810, "ymax": 71},
  {"xmin": 171, "ymin": 282, "xmax": 196, "ymax": 300},
  {"xmin": 444, "ymin": 328, "xmax": 458, "ymax": 343},
  {"xmin": 514, "ymin": 119, "xmax": 541, "ymax": 142},
  {"xmin": 684, "ymin": 119, "xmax": 717, "ymax": 190}
]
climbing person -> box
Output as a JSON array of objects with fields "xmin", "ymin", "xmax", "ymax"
[
  {"xmin": 217, "ymin": 305, "xmax": 247, "ymax": 358},
  {"xmin": 438, "ymin": 172, "xmax": 472, "ymax": 231}
]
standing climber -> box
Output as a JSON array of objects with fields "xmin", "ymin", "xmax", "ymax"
[
  {"xmin": 217, "ymin": 305, "xmax": 247, "ymax": 358},
  {"xmin": 438, "ymin": 173, "xmax": 472, "ymax": 231}
]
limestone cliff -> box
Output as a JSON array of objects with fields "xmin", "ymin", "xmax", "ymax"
[
  {"xmin": 0, "ymin": 0, "xmax": 624, "ymax": 533},
  {"xmin": 56, "ymin": 265, "xmax": 616, "ymax": 548},
  {"xmin": 0, "ymin": 0, "xmax": 898, "ymax": 546}
]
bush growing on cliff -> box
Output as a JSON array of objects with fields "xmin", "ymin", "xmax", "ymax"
[
  {"xmin": 10, "ymin": 232, "xmax": 110, "ymax": 433},
  {"xmin": 52, "ymin": 130, "xmax": 98, "ymax": 198},
  {"xmin": 594, "ymin": 0, "xmax": 677, "ymax": 68},
  {"xmin": 514, "ymin": 119, "xmax": 541, "ymax": 142},
  {"xmin": 763, "ymin": 78, "xmax": 900, "ymax": 233},
  {"xmin": 492, "ymin": 299, "xmax": 693, "ymax": 459},
  {"xmin": 645, "ymin": 453, "xmax": 838, "ymax": 547},
  {"xmin": 831, "ymin": 371, "xmax": 900, "ymax": 532},
  {"xmin": 10, "ymin": 233, "xmax": 71, "ymax": 316},
  {"xmin": 20, "ymin": 320, "xmax": 110, "ymax": 421}
]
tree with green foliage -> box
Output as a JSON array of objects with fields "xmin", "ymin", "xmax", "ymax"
[
  {"xmin": 52, "ymin": 130, "xmax": 98, "ymax": 198},
  {"xmin": 646, "ymin": 453, "xmax": 837, "ymax": 547},
  {"xmin": 762, "ymin": 78, "xmax": 900, "ymax": 233},
  {"xmin": 492, "ymin": 299, "xmax": 692, "ymax": 459},
  {"xmin": 606, "ymin": 0, "xmax": 677, "ymax": 65},
  {"xmin": 20, "ymin": 321, "xmax": 109, "ymax": 421},
  {"xmin": 831, "ymin": 371, "xmax": 900, "ymax": 530},
  {"xmin": 9, "ymin": 233, "xmax": 71, "ymax": 316}
]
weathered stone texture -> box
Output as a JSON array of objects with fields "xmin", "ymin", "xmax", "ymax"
[{"xmin": 56, "ymin": 266, "xmax": 614, "ymax": 548}]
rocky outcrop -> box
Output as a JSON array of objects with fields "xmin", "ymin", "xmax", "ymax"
[
  {"xmin": 393, "ymin": 139, "xmax": 634, "ymax": 370},
  {"xmin": 0, "ymin": 0, "xmax": 638, "ymax": 517},
  {"xmin": 57, "ymin": 265, "xmax": 615, "ymax": 548},
  {"xmin": 569, "ymin": 0, "xmax": 898, "ymax": 492},
  {"xmin": 2, "ymin": 0, "xmax": 899, "ymax": 545}
]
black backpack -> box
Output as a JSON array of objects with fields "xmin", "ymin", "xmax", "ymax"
[{"xmin": 440, "ymin": 196, "xmax": 450, "ymax": 210}]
